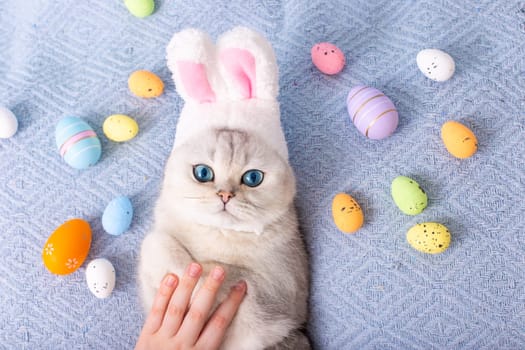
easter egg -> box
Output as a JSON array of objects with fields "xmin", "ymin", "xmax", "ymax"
[
  {"xmin": 55, "ymin": 116, "xmax": 102, "ymax": 169},
  {"xmin": 441, "ymin": 121, "xmax": 478, "ymax": 159},
  {"xmin": 407, "ymin": 222, "xmax": 451, "ymax": 254},
  {"xmin": 331, "ymin": 193, "xmax": 364, "ymax": 233},
  {"xmin": 128, "ymin": 70, "xmax": 164, "ymax": 98},
  {"xmin": 391, "ymin": 176, "xmax": 428, "ymax": 215},
  {"xmin": 311, "ymin": 42, "xmax": 346, "ymax": 75},
  {"xmin": 124, "ymin": 0, "xmax": 155, "ymax": 18},
  {"xmin": 346, "ymin": 86, "xmax": 399, "ymax": 139},
  {"xmin": 416, "ymin": 49, "xmax": 455, "ymax": 82},
  {"xmin": 102, "ymin": 196, "xmax": 133, "ymax": 236},
  {"xmin": 86, "ymin": 258, "xmax": 116, "ymax": 299},
  {"xmin": 42, "ymin": 219, "xmax": 92, "ymax": 275},
  {"xmin": 103, "ymin": 114, "xmax": 139, "ymax": 142},
  {"xmin": 0, "ymin": 106, "xmax": 18, "ymax": 138}
]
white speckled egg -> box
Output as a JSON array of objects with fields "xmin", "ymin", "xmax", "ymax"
[
  {"xmin": 416, "ymin": 49, "xmax": 455, "ymax": 82},
  {"xmin": 86, "ymin": 258, "xmax": 116, "ymax": 299},
  {"xmin": 0, "ymin": 106, "xmax": 18, "ymax": 138}
]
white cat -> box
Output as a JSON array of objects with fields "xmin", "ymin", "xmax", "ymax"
[{"xmin": 138, "ymin": 27, "xmax": 310, "ymax": 349}]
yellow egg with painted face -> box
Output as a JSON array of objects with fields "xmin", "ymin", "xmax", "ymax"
[{"xmin": 331, "ymin": 193, "xmax": 364, "ymax": 233}]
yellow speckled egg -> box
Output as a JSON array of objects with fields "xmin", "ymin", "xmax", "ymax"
[
  {"xmin": 331, "ymin": 193, "xmax": 364, "ymax": 233},
  {"xmin": 407, "ymin": 222, "xmax": 451, "ymax": 254},
  {"xmin": 128, "ymin": 70, "xmax": 164, "ymax": 98},
  {"xmin": 42, "ymin": 219, "xmax": 92, "ymax": 275},
  {"xmin": 441, "ymin": 121, "xmax": 478, "ymax": 159},
  {"xmin": 103, "ymin": 114, "xmax": 139, "ymax": 142}
]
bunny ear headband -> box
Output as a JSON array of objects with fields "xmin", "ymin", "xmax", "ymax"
[{"xmin": 166, "ymin": 27, "xmax": 288, "ymax": 160}]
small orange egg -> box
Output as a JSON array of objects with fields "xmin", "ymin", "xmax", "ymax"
[
  {"xmin": 331, "ymin": 193, "xmax": 364, "ymax": 233},
  {"xmin": 441, "ymin": 121, "xmax": 478, "ymax": 159},
  {"xmin": 42, "ymin": 219, "xmax": 92, "ymax": 275},
  {"xmin": 128, "ymin": 70, "xmax": 164, "ymax": 98}
]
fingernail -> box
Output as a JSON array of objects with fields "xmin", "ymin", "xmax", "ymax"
[
  {"xmin": 188, "ymin": 263, "xmax": 201, "ymax": 277},
  {"xmin": 211, "ymin": 266, "xmax": 225, "ymax": 281},
  {"xmin": 164, "ymin": 274, "xmax": 176, "ymax": 287},
  {"xmin": 232, "ymin": 280, "xmax": 246, "ymax": 292}
]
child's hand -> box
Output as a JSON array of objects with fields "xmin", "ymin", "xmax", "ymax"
[{"xmin": 135, "ymin": 263, "xmax": 246, "ymax": 350}]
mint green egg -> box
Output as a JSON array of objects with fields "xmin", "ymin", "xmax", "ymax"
[
  {"xmin": 124, "ymin": 0, "xmax": 155, "ymax": 18},
  {"xmin": 391, "ymin": 176, "xmax": 428, "ymax": 215}
]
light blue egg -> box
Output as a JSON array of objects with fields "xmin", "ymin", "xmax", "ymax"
[
  {"xmin": 102, "ymin": 196, "xmax": 133, "ymax": 236},
  {"xmin": 55, "ymin": 116, "xmax": 102, "ymax": 169}
]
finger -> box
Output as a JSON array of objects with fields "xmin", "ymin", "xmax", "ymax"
[
  {"xmin": 160, "ymin": 262, "xmax": 202, "ymax": 337},
  {"xmin": 196, "ymin": 280, "xmax": 247, "ymax": 350},
  {"xmin": 142, "ymin": 274, "xmax": 179, "ymax": 334},
  {"xmin": 176, "ymin": 266, "xmax": 226, "ymax": 345}
]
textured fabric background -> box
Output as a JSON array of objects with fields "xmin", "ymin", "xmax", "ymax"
[{"xmin": 0, "ymin": 0, "xmax": 524, "ymax": 349}]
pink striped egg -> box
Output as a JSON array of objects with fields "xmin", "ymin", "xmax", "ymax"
[
  {"xmin": 55, "ymin": 116, "xmax": 102, "ymax": 169},
  {"xmin": 346, "ymin": 86, "xmax": 399, "ymax": 139}
]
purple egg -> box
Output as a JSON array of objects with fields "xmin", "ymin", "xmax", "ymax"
[{"xmin": 346, "ymin": 86, "xmax": 399, "ymax": 139}]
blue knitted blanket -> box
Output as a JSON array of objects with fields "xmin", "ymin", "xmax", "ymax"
[{"xmin": 0, "ymin": 1, "xmax": 523, "ymax": 348}]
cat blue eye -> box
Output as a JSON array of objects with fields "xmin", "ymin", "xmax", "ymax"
[
  {"xmin": 193, "ymin": 164, "xmax": 214, "ymax": 183},
  {"xmin": 242, "ymin": 169, "xmax": 264, "ymax": 187}
]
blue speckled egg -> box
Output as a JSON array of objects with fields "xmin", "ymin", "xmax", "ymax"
[
  {"xmin": 102, "ymin": 196, "xmax": 133, "ymax": 236},
  {"xmin": 55, "ymin": 116, "xmax": 102, "ymax": 169}
]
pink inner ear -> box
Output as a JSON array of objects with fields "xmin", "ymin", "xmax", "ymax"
[
  {"xmin": 219, "ymin": 48, "xmax": 256, "ymax": 99},
  {"xmin": 177, "ymin": 61, "xmax": 216, "ymax": 103}
]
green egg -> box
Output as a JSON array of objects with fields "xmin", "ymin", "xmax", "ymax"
[
  {"xmin": 124, "ymin": 0, "xmax": 155, "ymax": 18},
  {"xmin": 391, "ymin": 176, "xmax": 428, "ymax": 215}
]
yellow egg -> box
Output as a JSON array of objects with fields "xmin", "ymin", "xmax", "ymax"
[
  {"xmin": 128, "ymin": 70, "xmax": 164, "ymax": 98},
  {"xmin": 103, "ymin": 114, "xmax": 139, "ymax": 142},
  {"xmin": 441, "ymin": 121, "xmax": 478, "ymax": 159},
  {"xmin": 42, "ymin": 219, "xmax": 92, "ymax": 275},
  {"xmin": 406, "ymin": 222, "xmax": 451, "ymax": 254},
  {"xmin": 331, "ymin": 193, "xmax": 364, "ymax": 233}
]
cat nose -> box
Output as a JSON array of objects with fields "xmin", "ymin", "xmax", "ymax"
[{"xmin": 217, "ymin": 190, "xmax": 235, "ymax": 204}]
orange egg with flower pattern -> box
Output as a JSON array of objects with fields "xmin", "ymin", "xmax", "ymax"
[{"xmin": 42, "ymin": 219, "xmax": 92, "ymax": 275}]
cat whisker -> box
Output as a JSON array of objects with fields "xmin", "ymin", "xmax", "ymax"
[
  {"xmin": 239, "ymin": 200, "xmax": 264, "ymax": 211},
  {"xmin": 232, "ymin": 203, "xmax": 259, "ymax": 218}
]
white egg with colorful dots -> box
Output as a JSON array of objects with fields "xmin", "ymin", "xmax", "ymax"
[
  {"xmin": 86, "ymin": 258, "xmax": 116, "ymax": 299},
  {"xmin": 416, "ymin": 49, "xmax": 455, "ymax": 82}
]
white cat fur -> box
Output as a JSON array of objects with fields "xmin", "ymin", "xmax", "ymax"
[{"xmin": 138, "ymin": 27, "xmax": 309, "ymax": 349}]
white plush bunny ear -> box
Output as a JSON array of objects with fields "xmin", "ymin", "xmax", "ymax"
[
  {"xmin": 167, "ymin": 27, "xmax": 288, "ymax": 162},
  {"xmin": 216, "ymin": 27, "xmax": 279, "ymax": 101},
  {"xmin": 166, "ymin": 29, "xmax": 223, "ymax": 104}
]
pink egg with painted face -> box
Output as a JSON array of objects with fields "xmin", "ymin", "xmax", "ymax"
[{"xmin": 311, "ymin": 42, "xmax": 346, "ymax": 75}]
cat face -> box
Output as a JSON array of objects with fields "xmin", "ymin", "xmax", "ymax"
[{"xmin": 160, "ymin": 129, "xmax": 296, "ymax": 234}]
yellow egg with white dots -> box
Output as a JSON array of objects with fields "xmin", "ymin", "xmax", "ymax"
[
  {"xmin": 103, "ymin": 114, "xmax": 139, "ymax": 142},
  {"xmin": 331, "ymin": 193, "xmax": 364, "ymax": 233}
]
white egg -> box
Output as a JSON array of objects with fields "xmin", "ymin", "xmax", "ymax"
[
  {"xmin": 0, "ymin": 106, "xmax": 18, "ymax": 138},
  {"xmin": 86, "ymin": 258, "xmax": 116, "ymax": 299},
  {"xmin": 416, "ymin": 49, "xmax": 455, "ymax": 82}
]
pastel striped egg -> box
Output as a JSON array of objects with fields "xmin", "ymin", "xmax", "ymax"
[
  {"xmin": 346, "ymin": 86, "xmax": 399, "ymax": 139},
  {"xmin": 55, "ymin": 116, "xmax": 102, "ymax": 169}
]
